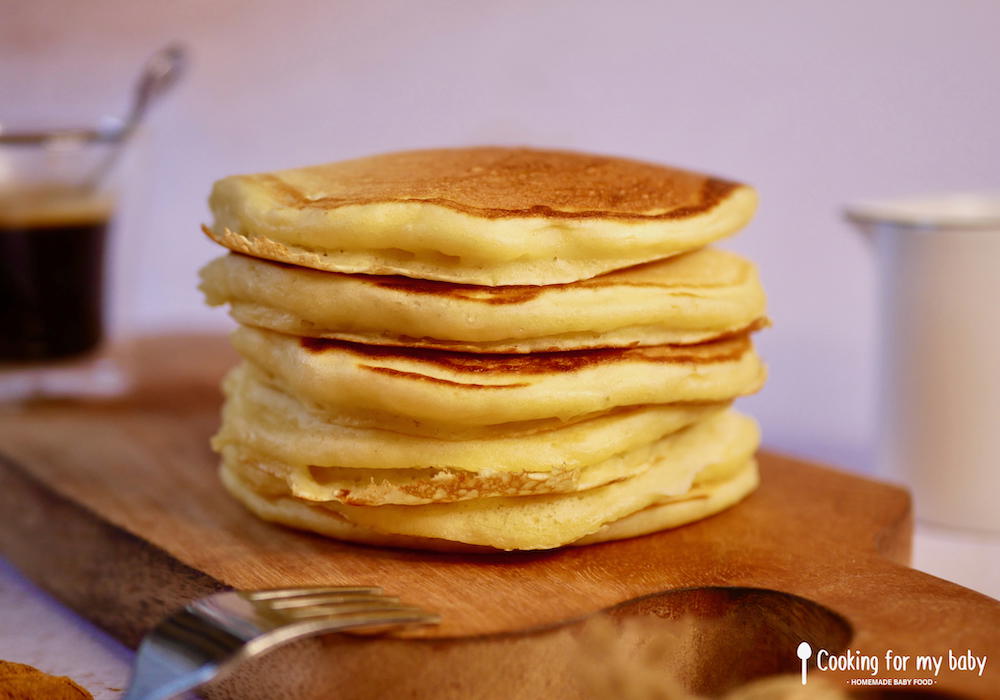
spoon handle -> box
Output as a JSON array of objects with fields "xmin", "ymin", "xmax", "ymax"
[
  {"xmin": 126, "ymin": 44, "xmax": 187, "ymax": 133},
  {"xmin": 84, "ymin": 44, "xmax": 187, "ymax": 190}
]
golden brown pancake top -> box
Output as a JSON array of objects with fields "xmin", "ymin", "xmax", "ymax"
[{"xmin": 254, "ymin": 147, "xmax": 743, "ymax": 221}]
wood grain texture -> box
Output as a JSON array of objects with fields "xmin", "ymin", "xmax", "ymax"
[{"xmin": 0, "ymin": 335, "xmax": 997, "ymax": 698}]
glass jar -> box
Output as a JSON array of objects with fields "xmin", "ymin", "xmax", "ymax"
[{"xmin": 0, "ymin": 122, "xmax": 145, "ymax": 402}]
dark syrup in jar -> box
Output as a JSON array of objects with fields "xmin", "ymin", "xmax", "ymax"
[{"xmin": 1, "ymin": 202, "xmax": 109, "ymax": 363}]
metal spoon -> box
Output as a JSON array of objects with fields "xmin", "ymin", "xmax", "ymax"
[{"xmin": 84, "ymin": 43, "xmax": 188, "ymax": 188}]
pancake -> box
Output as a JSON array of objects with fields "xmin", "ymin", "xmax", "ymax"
[
  {"xmin": 230, "ymin": 326, "xmax": 766, "ymax": 426},
  {"xmin": 223, "ymin": 460, "xmax": 758, "ymax": 553},
  {"xmin": 220, "ymin": 441, "xmax": 724, "ymax": 505},
  {"xmin": 215, "ymin": 362, "xmax": 726, "ymax": 475},
  {"xmin": 219, "ymin": 411, "xmax": 760, "ymax": 551},
  {"xmin": 571, "ymin": 460, "xmax": 759, "ymax": 546},
  {"xmin": 205, "ymin": 147, "xmax": 757, "ymax": 286},
  {"xmin": 199, "ymin": 247, "xmax": 768, "ymax": 352},
  {"xmin": 216, "ymin": 407, "xmax": 731, "ymax": 505}
]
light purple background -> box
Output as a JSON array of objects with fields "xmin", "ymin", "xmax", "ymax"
[{"xmin": 3, "ymin": 0, "xmax": 999, "ymax": 471}]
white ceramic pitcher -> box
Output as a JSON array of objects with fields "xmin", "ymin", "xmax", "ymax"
[{"xmin": 847, "ymin": 193, "xmax": 1000, "ymax": 532}]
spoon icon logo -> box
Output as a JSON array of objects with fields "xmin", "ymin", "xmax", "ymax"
[{"xmin": 797, "ymin": 641, "xmax": 813, "ymax": 685}]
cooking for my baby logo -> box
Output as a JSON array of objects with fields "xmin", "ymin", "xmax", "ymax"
[{"xmin": 797, "ymin": 642, "xmax": 988, "ymax": 688}]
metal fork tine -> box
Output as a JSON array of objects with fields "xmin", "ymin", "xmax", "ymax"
[
  {"xmin": 280, "ymin": 602, "xmax": 427, "ymax": 620},
  {"xmin": 246, "ymin": 586, "xmax": 382, "ymax": 601},
  {"xmin": 294, "ymin": 608, "xmax": 442, "ymax": 627},
  {"xmin": 265, "ymin": 594, "xmax": 399, "ymax": 610}
]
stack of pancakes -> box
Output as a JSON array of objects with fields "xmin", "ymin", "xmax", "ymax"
[{"xmin": 199, "ymin": 147, "xmax": 767, "ymax": 551}]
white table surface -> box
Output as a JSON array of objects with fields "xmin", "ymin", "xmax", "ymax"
[{"xmin": 1, "ymin": 524, "xmax": 998, "ymax": 699}]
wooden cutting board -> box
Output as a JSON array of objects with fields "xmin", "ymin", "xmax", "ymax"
[{"xmin": 1, "ymin": 335, "xmax": 998, "ymax": 699}]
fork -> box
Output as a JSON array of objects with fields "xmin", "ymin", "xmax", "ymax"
[{"xmin": 121, "ymin": 587, "xmax": 440, "ymax": 700}]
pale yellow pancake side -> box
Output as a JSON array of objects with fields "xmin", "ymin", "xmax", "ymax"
[
  {"xmin": 221, "ymin": 460, "xmax": 759, "ymax": 553},
  {"xmin": 220, "ymin": 411, "xmax": 760, "ymax": 551},
  {"xmin": 572, "ymin": 460, "xmax": 759, "ymax": 545},
  {"xmin": 230, "ymin": 327, "xmax": 765, "ymax": 425},
  {"xmin": 199, "ymin": 247, "xmax": 767, "ymax": 352},
  {"xmin": 215, "ymin": 362, "xmax": 726, "ymax": 474},
  {"xmin": 218, "ymin": 404, "xmax": 729, "ymax": 505}
]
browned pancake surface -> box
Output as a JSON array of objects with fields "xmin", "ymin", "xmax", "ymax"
[
  {"xmin": 300, "ymin": 333, "xmax": 753, "ymax": 376},
  {"xmin": 256, "ymin": 147, "xmax": 742, "ymax": 221}
]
